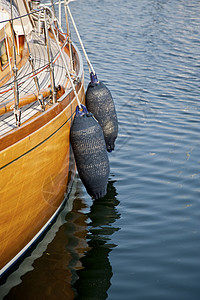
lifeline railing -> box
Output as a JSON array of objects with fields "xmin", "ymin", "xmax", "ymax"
[{"xmin": 0, "ymin": 0, "xmax": 82, "ymax": 126}]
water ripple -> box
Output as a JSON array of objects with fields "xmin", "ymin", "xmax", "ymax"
[{"xmin": 1, "ymin": 0, "xmax": 200, "ymax": 299}]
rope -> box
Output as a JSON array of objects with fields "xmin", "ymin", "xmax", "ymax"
[
  {"xmin": 50, "ymin": 23, "xmax": 82, "ymax": 108},
  {"xmin": 54, "ymin": 22, "xmax": 68, "ymax": 36},
  {"xmin": 0, "ymin": 2, "xmax": 82, "ymax": 111},
  {"xmin": 0, "ymin": 65, "xmax": 48, "ymax": 95},
  {"xmin": 0, "ymin": 63, "xmax": 49, "ymax": 95},
  {"xmin": 65, "ymin": 2, "xmax": 96, "ymax": 75},
  {"xmin": 0, "ymin": 7, "xmax": 45, "ymax": 25},
  {"xmin": 0, "ymin": 35, "xmax": 69, "ymax": 96}
]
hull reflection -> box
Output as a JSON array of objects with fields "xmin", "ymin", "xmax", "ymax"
[{"xmin": 0, "ymin": 178, "xmax": 120, "ymax": 299}]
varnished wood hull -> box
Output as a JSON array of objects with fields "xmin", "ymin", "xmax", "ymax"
[{"xmin": 0, "ymin": 74, "xmax": 85, "ymax": 277}]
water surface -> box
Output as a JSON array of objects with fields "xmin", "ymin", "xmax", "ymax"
[{"xmin": 0, "ymin": 0, "xmax": 200, "ymax": 299}]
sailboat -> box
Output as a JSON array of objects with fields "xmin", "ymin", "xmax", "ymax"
[{"xmin": 0, "ymin": 0, "xmax": 85, "ymax": 277}]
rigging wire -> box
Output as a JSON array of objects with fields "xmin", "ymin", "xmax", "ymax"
[
  {"xmin": 0, "ymin": 34, "xmax": 69, "ymax": 97},
  {"xmin": 0, "ymin": 1, "xmax": 82, "ymax": 112}
]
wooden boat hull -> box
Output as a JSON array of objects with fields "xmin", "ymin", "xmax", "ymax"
[
  {"xmin": 0, "ymin": 79, "xmax": 85, "ymax": 276},
  {"xmin": 0, "ymin": 0, "xmax": 87, "ymax": 277}
]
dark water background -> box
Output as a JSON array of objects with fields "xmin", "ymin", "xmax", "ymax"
[{"xmin": 1, "ymin": 0, "xmax": 200, "ymax": 299}]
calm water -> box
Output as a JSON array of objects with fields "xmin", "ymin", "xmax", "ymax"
[{"xmin": 1, "ymin": 0, "xmax": 200, "ymax": 299}]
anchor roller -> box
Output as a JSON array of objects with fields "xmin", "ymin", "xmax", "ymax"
[
  {"xmin": 70, "ymin": 105, "xmax": 110, "ymax": 199},
  {"xmin": 86, "ymin": 72, "xmax": 118, "ymax": 152}
]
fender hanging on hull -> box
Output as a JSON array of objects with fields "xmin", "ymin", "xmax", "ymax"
[
  {"xmin": 70, "ymin": 106, "xmax": 110, "ymax": 199},
  {"xmin": 86, "ymin": 74, "xmax": 118, "ymax": 152}
]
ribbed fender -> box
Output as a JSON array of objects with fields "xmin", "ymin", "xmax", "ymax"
[
  {"xmin": 86, "ymin": 81, "xmax": 118, "ymax": 152},
  {"xmin": 70, "ymin": 111, "xmax": 110, "ymax": 199}
]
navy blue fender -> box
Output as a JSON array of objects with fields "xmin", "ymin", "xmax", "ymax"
[
  {"xmin": 70, "ymin": 105, "xmax": 110, "ymax": 199},
  {"xmin": 86, "ymin": 73, "xmax": 118, "ymax": 152}
]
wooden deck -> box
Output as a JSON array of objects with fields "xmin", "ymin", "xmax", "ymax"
[{"xmin": 0, "ymin": 32, "xmax": 70, "ymax": 136}]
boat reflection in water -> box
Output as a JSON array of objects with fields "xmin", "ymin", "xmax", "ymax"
[
  {"xmin": 73, "ymin": 178, "xmax": 120, "ymax": 299},
  {"xmin": 1, "ymin": 177, "xmax": 120, "ymax": 299}
]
